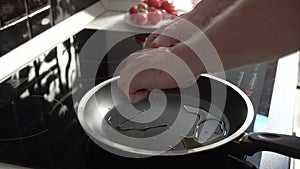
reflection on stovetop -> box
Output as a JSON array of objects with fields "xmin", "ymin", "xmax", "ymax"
[
  {"xmin": 0, "ymin": 37, "xmax": 89, "ymax": 168},
  {"xmin": 0, "ymin": 29, "xmax": 278, "ymax": 169},
  {"xmin": 84, "ymin": 138, "xmax": 258, "ymax": 169},
  {"xmin": 0, "ymin": 94, "xmax": 89, "ymax": 168}
]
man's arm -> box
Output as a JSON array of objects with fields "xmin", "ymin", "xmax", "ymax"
[{"xmin": 204, "ymin": 0, "xmax": 300, "ymax": 70}]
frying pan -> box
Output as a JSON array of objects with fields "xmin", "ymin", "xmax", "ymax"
[{"xmin": 77, "ymin": 74, "xmax": 300, "ymax": 160}]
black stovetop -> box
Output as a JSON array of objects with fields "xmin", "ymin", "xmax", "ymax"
[{"xmin": 0, "ymin": 30, "xmax": 277, "ymax": 169}]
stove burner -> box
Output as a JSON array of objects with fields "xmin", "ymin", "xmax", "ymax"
[
  {"xmin": 0, "ymin": 95, "xmax": 50, "ymax": 140},
  {"xmin": 0, "ymin": 129, "xmax": 48, "ymax": 141},
  {"xmin": 0, "ymin": 29, "xmax": 280, "ymax": 169}
]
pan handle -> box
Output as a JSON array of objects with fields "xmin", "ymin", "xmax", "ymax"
[{"xmin": 239, "ymin": 132, "xmax": 300, "ymax": 159}]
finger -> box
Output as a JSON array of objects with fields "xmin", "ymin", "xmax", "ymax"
[
  {"xmin": 144, "ymin": 33, "xmax": 160, "ymax": 48},
  {"xmin": 128, "ymin": 69, "xmax": 158, "ymax": 92},
  {"xmin": 144, "ymin": 25, "xmax": 167, "ymax": 48},
  {"xmin": 130, "ymin": 89, "xmax": 149, "ymax": 104},
  {"xmin": 118, "ymin": 65, "xmax": 152, "ymax": 101},
  {"xmin": 150, "ymin": 35, "xmax": 179, "ymax": 48},
  {"xmin": 129, "ymin": 69, "xmax": 178, "ymax": 92}
]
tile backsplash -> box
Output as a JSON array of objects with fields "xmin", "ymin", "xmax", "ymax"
[
  {"xmin": 0, "ymin": 19, "xmax": 29, "ymax": 56},
  {"xmin": 0, "ymin": 0, "xmax": 26, "ymax": 24},
  {"xmin": 0, "ymin": 0, "xmax": 99, "ymax": 57}
]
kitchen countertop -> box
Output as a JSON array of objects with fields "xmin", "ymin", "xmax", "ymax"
[{"xmin": 85, "ymin": 11, "xmax": 155, "ymax": 33}]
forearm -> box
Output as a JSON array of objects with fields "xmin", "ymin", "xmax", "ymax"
[
  {"xmin": 204, "ymin": 0, "xmax": 300, "ymax": 70},
  {"xmin": 145, "ymin": 0, "xmax": 238, "ymax": 48},
  {"xmin": 183, "ymin": 0, "xmax": 238, "ymax": 29}
]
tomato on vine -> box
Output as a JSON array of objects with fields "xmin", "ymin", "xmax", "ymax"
[
  {"xmin": 148, "ymin": 9, "xmax": 163, "ymax": 25},
  {"xmin": 147, "ymin": 0, "xmax": 161, "ymax": 9},
  {"xmin": 135, "ymin": 12, "xmax": 149, "ymax": 25}
]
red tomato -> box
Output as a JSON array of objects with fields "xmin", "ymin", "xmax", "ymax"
[
  {"xmin": 147, "ymin": 0, "xmax": 161, "ymax": 9},
  {"xmin": 129, "ymin": 5, "xmax": 138, "ymax": 19},
  {"xmin": 147, "ymin": 6, "xmax": 156, "ymax": 12},
  {"xmin": 161, "ymin": 0, "xmax": 175, "ymax": 13},
  {"xmin": 137, "ymin": 2, "xmax": 148, "ymax": 10},
  {"xmin": 135, "ymin": 12, "xmax": 148, "ymax": 25},
  {"xmin": 148, "ymin": 9, "xmax": 162, "ymax": 25},
  {"xmin": 129, "ymin": 5, "xmax": 138, "ymax": 14},
  {"xmin": 143, "ymin": 0, "xmax": 149, "ymax": 4}
]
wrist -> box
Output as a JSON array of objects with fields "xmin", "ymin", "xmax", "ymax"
[{"xmin": 170, "ymin": 43, "xmax": 206, "ymax": 76}]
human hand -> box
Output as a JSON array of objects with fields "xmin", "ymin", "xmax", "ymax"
[{"xmin": 117, "ymin": 46, "xmax": 202, "ymax": 103}]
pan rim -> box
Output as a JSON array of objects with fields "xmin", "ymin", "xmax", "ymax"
[{"xmin": 77, "ymin": 74, "xmax": 255, "ymax": 156}]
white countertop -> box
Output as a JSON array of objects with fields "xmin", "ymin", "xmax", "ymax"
[
  {"xmin": 85, "ymin": 11, "xmax": 157, "ymax": 33},
  {"xmin": 260, "ymin": 52, "xmax": 299, "ymax": 169}
]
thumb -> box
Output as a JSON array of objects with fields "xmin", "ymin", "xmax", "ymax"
[{"xmin": 129, "ymin": 89, "xmax": 149, "ymax": 104}]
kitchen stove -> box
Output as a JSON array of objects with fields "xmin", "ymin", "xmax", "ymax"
[{"xmin": 0, "ymin": 29, "xmax": 289, "ymax": 169}]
